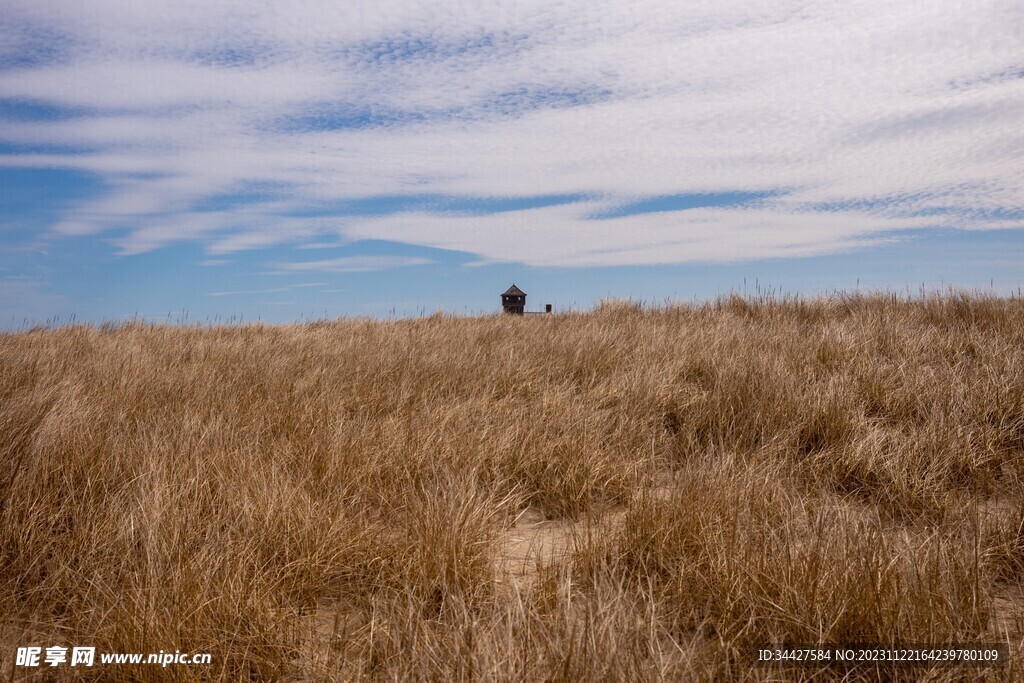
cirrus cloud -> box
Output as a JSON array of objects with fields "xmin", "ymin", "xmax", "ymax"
[{"xmin": 0, "ymin": 0, "xmax": 1021, "ymax": 267}]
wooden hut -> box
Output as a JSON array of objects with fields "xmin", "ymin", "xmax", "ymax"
[{"xmin": 501, "ymin": 284, "xmax": 526, "ymax": 315}]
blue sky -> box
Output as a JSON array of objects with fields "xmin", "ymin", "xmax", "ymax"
[{"xmin": 1, "ymin": 0, "xmax": 1022, "ymax": 326}]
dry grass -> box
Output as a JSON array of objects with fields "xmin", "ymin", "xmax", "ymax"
[{"xmin": 2, "ymin": 291, "xmax": 1024, "ymax": 681}]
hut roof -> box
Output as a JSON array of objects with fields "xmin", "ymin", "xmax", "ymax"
[{"xmin": 502, "ymin": 284, "xmax": 526, "ymax": 297}]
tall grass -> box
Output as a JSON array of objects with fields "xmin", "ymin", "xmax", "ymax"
[{"xmin": 2, "ymin": 292, "xmax": 1023, "ymax": 680}]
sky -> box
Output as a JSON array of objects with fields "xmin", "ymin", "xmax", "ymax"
[{"xmin": 1, "ymin": 0, "xmax": 1022, "ymax": 326}]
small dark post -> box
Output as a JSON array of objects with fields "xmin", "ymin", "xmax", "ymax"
[
  {"xmin": 501, "ymin": 284, "xmax": 526, "ymax": 315},
  {"xmin": 545, "ymin": 304, "xmax": 552, "ymax": 313}
]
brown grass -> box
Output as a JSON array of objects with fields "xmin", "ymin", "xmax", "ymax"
[{"xmin": 2, "ymin": 291, "xmax": 1024, "ymax": 680}]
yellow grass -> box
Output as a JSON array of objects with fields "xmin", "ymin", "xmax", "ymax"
[{"xmin": 2, "ymin": 291, "xmax": 1023, "ymax": 680}]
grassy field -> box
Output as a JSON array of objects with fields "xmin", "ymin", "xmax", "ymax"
[{"xmin": 2, "ymin": 292, "xmax": 1024, "ymax": 681}]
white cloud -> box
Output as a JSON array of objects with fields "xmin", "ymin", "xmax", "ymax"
[
  {"xmin": 208, "ymin": 287, "xmax": 289, "ymax": 296},
  {"xmin": 208, "ymin": 282, "xmax": 326, "ymax": 296},
  {"xmin": 339, "ymin": 200, "xmax": 927, "ymax": 267},
  {"xmin": 271, "ymin": 255, "xmax": 433, "ymax": 272},
  {"xmin": 0, "ymin": 0, "xmax": 1021, "ymax": 266}
]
